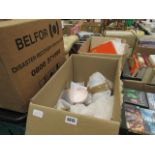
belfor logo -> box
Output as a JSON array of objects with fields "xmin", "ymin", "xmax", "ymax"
[
  {"xmin": 49, "ymin": 21, "xmax": 59, "ymax": 38},
  {"xmin": 15, "ymin": 20, "xmax": 60, "ymax": 51}
]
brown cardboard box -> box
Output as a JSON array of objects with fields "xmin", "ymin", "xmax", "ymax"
[
  {"xmin": 81, "ymin": 22, "xmax": 101, "ymax": 33},
  {"xmin": 63, "ymin": 24, "xmax": 73, "ymax": 35},
  {"xmin": 0, "ymin": 19, "xmax": 65, "ymax": 113},
  {"xmin": 133, "ymin": 45, "xmax": 155, "ymax": 56},
  {"xmin": 133, "ymin": 45, "xmax": 155, "ymax": 84},
  {"xmin": 78, "ymin": 36, "xmax": 131, "ymax": 70},
  {"xmin": 104, "ymin": 30, "xmax": 137, "ymax": 48},
  {"xmin": 78, "ymin": 36, "xmax": 125, "ymax": 53},
  {"xmin": 123, "ymin": 80, "xmax": 155, "ymax": 93},
  {"xmin": 26, "ymin": 54, "xmax": 123, "ymax": 135}
]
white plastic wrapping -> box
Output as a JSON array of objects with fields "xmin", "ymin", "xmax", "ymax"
[{"xmin": 56, "ymin": 72, "xmax": 114, "ymax": 120}]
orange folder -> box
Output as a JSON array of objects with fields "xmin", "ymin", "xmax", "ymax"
[{"xmin": 90, "ymin": 41, "xmax": 117, "ymax": 54}]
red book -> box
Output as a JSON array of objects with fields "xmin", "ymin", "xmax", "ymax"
[{"xmin": 90, "ymin": 41, "xmax": 117, "ymax": 54}]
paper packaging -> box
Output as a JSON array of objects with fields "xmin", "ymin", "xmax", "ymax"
[
  {"xmin": 26, "ymin": 54, "xmax": 123, "ymax": 135},
  {"xmin": 78, "ymin": 36, "xmax": 131, "ymax": 70},
  {"xmin": 104, "ymin": 30, "xmax": 137, "ymax": 48},
  {"xmin": 0, "ymin": 19, "xmax": 65, "ymax": 113}
]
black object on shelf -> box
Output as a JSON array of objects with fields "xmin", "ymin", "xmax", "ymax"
[
  {"xmin": 69, "ymin": 41, "xmax": 85, "ymax": 55},
  {"xmin": 0, "ymin": 108, "xmax": 27, "ymax": 135},
  {"xmin": 0, "ymin": 108, "xmax": 27, "ymax": 123}
]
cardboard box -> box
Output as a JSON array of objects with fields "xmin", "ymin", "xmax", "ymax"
[
  {"xmin": 81, "ymin": 22, "xmax": 101, "ymax": 33},
  {"xmin": 134, "ymin": 45, "xmax": 155, "ymax": 56},
  {"xmin": 133, "ymin": 45, "xmax": 155, "ymax": 84},
  {"xmin": 104, "ymin": 30, "xmax": 137, "ymax": 48},
  {"xmin": 0, "ymin": 19, "xmax": 65, "ymax": 113},
  {"xmin": 62, "ymin": 24, "xmax": 73, "ymax": 35},
  {"xmin": 26, "ymin": 54, "xmax": 123, "ymax": 135},
  {"xmin": 123, "ymin": 80, "xmax": 155, "ymax": 93},
  {"xmin": 78, "ymin": 36, "xmax": 131, "ymax": 70}
]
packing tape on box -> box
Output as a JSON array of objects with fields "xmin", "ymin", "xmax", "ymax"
[{"xmin": 88, "ymin": 83, "xmax": 110, "ymax": 94}]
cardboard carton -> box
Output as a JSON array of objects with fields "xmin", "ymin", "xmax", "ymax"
[
  {"xmin": 62, "ymin": 23, "xmax": 73, "ymax": 35},
  {"xmin": 0, "ymin": 19, "xmax": 65, "ymax": 113},
  {"xmin": 134, "ymin": 45, "xmax": 155, "ymax": 56},
  {"xmin": 104, "ymin": 30, "xmax": 137, "ymax": 48},
  {"xmin": 78, "ymin": 36, "xmax": 131, "ymax": 70},
  {"xmin": 81, "ymin": 22, "xmax": 101, "ymax": 33},
  {"xmin": 26, "ymin": 54, "xmax": 123, "ymax": 135},
  {"xmin": 133, "ymin": 45, "xmax": 155, "ymax": 84}
]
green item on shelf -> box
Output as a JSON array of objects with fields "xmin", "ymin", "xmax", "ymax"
[{"xmin": 127, "ymin": 20, "xmax": 135, "ymax": 27}]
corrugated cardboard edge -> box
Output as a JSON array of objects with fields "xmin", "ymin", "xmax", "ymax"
[
  {"xmin": 118, "ymin": 57, "xmax": 124, "ymax": 106},
  {"xmin": 112, "ymin": 55, "xmax": 123, "ymax": 122}
]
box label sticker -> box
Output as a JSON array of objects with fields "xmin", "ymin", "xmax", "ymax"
[
  {"xmin": 65, "ymin": 116, "xmax": 78, "ymax": 125},
  {"xmin": 32, "ymin": 109, "xmax": 44, "ymax": 118}
]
